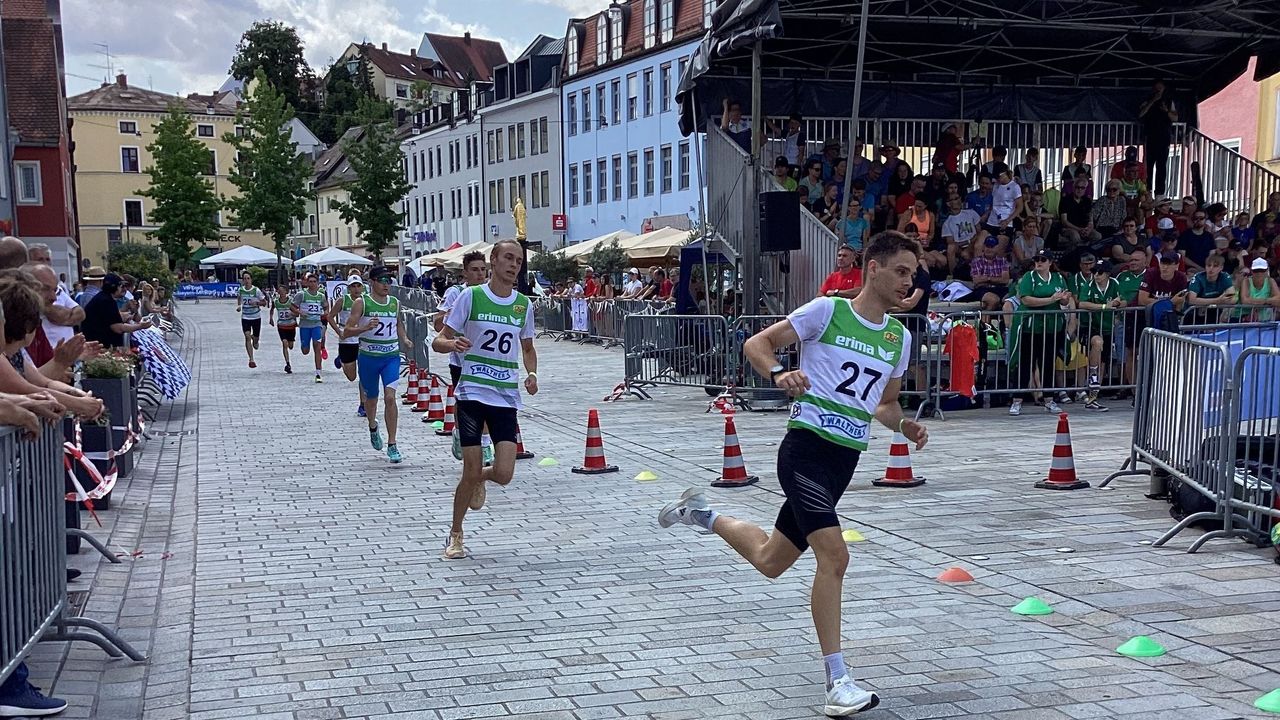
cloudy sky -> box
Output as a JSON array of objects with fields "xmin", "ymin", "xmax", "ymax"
[{"xmin": 63, "ymin": 0, "xmax": 592, "ymax": 98}]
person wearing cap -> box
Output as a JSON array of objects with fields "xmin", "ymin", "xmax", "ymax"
[
  {"xmin": 772, "ymin": 155, "xmax": 798, "ymax": 192},
  {"xmin": 1009, "ymin": 250, "xmax": 1069, "ymax": 416},
  {"xmin": 330, "ymin": 273, "xmax": 367, "ymax": 415},
  {"xmin": 878, "ymin": 140, "xmax": 905, "ymax": 179},
  {"xmin": 1091, "ymin": 179, "xmax": 1128, "ymax": 239},
  {"xmin": 291, "ymin": 272, "xmax": 330, "ymax": 382},
  {"xmin": 963, "ymin": 235, "xmax": 1011, "ymax": 310},
  {"xmin": 1149, "ymin": 227, "xmax": 1188, "ymax": 273},
  {"xmin": 621, "ymin": 267, "xmax": 644, "ymax": 298},
  {"xmin": 343, "ymin": 264, "xmax": 411, "ymax": 464},
  {"xmin": 433, "ymin": 240, "xmax": 539, "ymax": 560},
  {"xmin": 1137, "ymin": 252, "xmax": 1189, "ymax": 314},
  {"xmin": 269, "ymin": 280, "xmax": 297, "ymax": 374},
  {"xmin": 1109, "ymin": 146, "xmax": 1148, "ymax": 182},
  {"xmin": 582, "ymin": 266, "xmax": 599, "ymax": 298},
  {"xmin": 76, "ymin": 265, "xmax": 106, "ymax": 306},
  {"xmin": 81, "ymin": 272, "xmax": 152, "ymax": 349},
  {"xmin": 1146, "ymin": 196, "xmax": 1185, "ymax": 236},
  {"xmin": 808, "ymin": 137, "xmax": 843, "ymax": 183},
  {"xmin": 1238, "ymin": 257, "xmax": 1280, "ymax": 322},
  {"xmin": 1073, "ymin": 259, "xmax": 1125, "ymax": 409}
]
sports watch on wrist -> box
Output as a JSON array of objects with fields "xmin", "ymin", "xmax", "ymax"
[{"xmin": 769, "ymin": 364, "xmax": 786, "ymax": 384}]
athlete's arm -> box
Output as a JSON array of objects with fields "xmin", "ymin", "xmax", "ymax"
[
  {"xmin": 875, "ymin": 377, "xmax": 929, "ymax": 449},
  {"xmin": 431, "ymin": 324, "xmax": 471, "ymax": 355},
  {"xmin": 521, "ymin": 338, "xmax": 538, "ymax": 396},
  {"xmin": 341, "ymin": 298, "xmax": 367, "ymax": 339},
  {"xmin": 744, "ymin": 319, "xmax": 808, "ymax": 397}
]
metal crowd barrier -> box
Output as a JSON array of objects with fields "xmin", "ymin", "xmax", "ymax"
[
  {"xmin": 537, "ymin": 298, "xmax": 673, "ymax": 347},
  {"xmin": 2, "ymin": 425, "xmax": 143, "ymax": 688},
  {"xmin": 388, "ymin": 286, "xmax": 440, "ymax": 315},
  {"xmin": 620, "ymin": 314, "xmax": 731, "ymax": 398},
  {"xmin": 534, "ymin": 298, "xmax": 571, "ymax": 339},
  {"xmin": 1180, "ymin": 302, "xmax": 1279, "ymax": 327},
  {"xmin": 399, "ymin": 310, "xmax": 435, "ymax": 377}
]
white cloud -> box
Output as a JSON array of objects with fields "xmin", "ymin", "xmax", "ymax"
[
  {"xmin": 529, "ymin": 0, "xmax": 602, "ymax": 16},
  {"xmin": 254, "ymin": 0, "xmax": 420, "ymax": 70},
  {"xmin": 417, "ymin": 0, "xmax": 523, "ymax": 62}
]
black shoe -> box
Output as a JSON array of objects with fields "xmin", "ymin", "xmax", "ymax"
[
  {"xmin": 285, "ymin": 364, "xmax": 292, "ymax": 374},
  {"xmin": 66, "ymin": 568, "xmax": 81, "ymax": 582}
]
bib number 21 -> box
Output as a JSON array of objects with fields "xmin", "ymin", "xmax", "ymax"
[
  {"xmin": 835, "ymin": 361, "xmax": 883, "ymax": 401},
  {"xmin": 480, "ymin": 329, "xmax": 513, "ymax": 354}
]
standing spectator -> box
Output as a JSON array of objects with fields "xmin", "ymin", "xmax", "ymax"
[
  {"xmin": 1010, "ymin": 251, "xmax": 1068, "ymax": 416},
  {"xmin": 1139, "ymin": 80, "xmax": 1178, "ymax": 196},
  {"xmin": 1108, "ymin": 146, "xmax": 1147, "ymax": 181},
  {"xmin": 76, "ymin": 266, "xmax": 106, "ymax": 306},
  {"xmin": 932, "ymin": 123, "xmax": 965, "ymax": 173},
  {"xmin": 582, "ymin": 267, "xmax": 599, "ymax": 298},
  {"xmin": 654, "ymin": 268, "xmax": 674, "ymax": 301},
  {"xmin": 767, "ymin": 114, "xmax": 807, "ymax": 167},
  {"xmin": 1090, "ymin": 180, "xmax": 1128, "ymax": 239},
  {"xmin": 818, "ymin": 246, "xmax": 862, "ymax": 299},
  {"xmin": 772, "ymin": 156, "xmax": 797, "ymax": 191},
  {"xmin": 988, "ymin": 169, "xmax": 1023, "ymax": 237},
  {"xmin": 798, "ymin": 160, "xmax": 825, "ymax": 206},
  {"xmin": 81, "ymin": 273, "xmax": 151, "ymax": 348},
  {"xmin": 1058, "ymin": 180, "xmax": 1100, "ymax": 251},
  {"xmin": 1013, "ymin": 148, "xmax": 1043, "ymax": 192},
  {"xmin": 621, "ymin": 268, "xmax": 644, "ymax": 298},
  {"xmin": 1238, "ymin": 257, "xmax": 1280, "ymax": 322},
  {"xmin": 1180, "ymin": 210, "xmax": 1215, "ymax": 272},
  {"xmin": 889, "ymin": 252, "xmax": 932, "ymax": 403},
  {"xmin": 1074, "ymin": 259, "xmax": 1125, "ymax": 405},
  {"xmin": 981, "ymin": 145, "xmax": 1010, "ymax": 180},
  {"xmin": 963, "ymin": 236, "xmax": 1012, "ymax": 310},
  {"xmin": 942, "ymin": 196, "xmax": 983, "ymax": 274},
  {"xmin": 720, "ymin": 98, "xmax": 752, "ymax": 151},
  {"xmin": 1060, "ymin": 145, "xmax": 1090, "ymax": 185}
]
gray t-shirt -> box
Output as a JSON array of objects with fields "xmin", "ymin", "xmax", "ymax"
[{"xmin": 292, "ymin": 290, "xmax": 327, "ymax": 328}]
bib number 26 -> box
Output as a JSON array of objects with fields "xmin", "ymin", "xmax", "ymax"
[
  {"xmin": 479, "ymin": 329, "xmax": 514, "ymax": 354},
  {"xmin": 835, "ymin": 361, "xmax": 883, "ymax": 401}
]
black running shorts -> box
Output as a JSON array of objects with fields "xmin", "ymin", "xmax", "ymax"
[
  {"xmin": 449, "ymin": 364, "xmax": 461, "ymax": 386},
  {"xmin": 338, "ymin": 342, "xmax": 359, "ymax": 364},
  {"xmin": 774, "ymin": 428, "xmax": 862, "ymax": 552},
  {"xmin": 241, "ymin": 318, "xmax": 261, "ymax": 338},
  {"xmin": 456, "ymin": 399, "xmax": 518, "ymax": 447}
]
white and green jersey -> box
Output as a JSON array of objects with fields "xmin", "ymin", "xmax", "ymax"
[
  {"xmin": 445, "ymin": 284, "xmax": 535, "ymax": 409},
  {"xmin": 274, "ymin": 297, "xmax": 296, "ymax": 326},
  {"xmin": 238, "ymin": 286, "xmax": 264, "ymax": 320},
  {"xmin": 438, "ymin": 284, "xmax": 465, "ymax": 366},
  {"xmin": 336, "ymin": 293, "xmax": 360, "ymax": 345},
  {"xmin": 785, "ymin": 298, "xmax": 911, "ymax": 451},
  {"xmin": 357, "ymin": 294, "xmax": 400, "ymax": 357},
  {"xmin": 294, "ymin": 289, "xmax": 326, "ymax": 327}
]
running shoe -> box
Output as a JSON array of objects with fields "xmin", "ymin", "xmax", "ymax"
[
  {"xmin": 0, "ymin": 680, "xmax": 69, "ymax": 717},
  {"xmin": 469, "ymin": 479, "xmax": 486, "ymax": 510},
  {"xmin": 284, "ymin": 364, "xmax": 292, "ymax": 374},
  {"xmin": 387, "ymin": 444, "xmax": 402, "ymax": 464},
  {"xmin": 1008, "ymin": 399, "xmax": 1023, "ymax": 416},
  {"xmin": 356, "ymin": 404, "xmax": 366, "ymax": 418},
  {"xmin": 482, "ymin": 444, "xmax": 494, "ymax": 467},
  {"xmin": 1084, "ymin": 398, "xmax": 1109, "ymax": 412},
  {"xmin": 314, "ymin": 374, "xmax": 322, "ymax": 384},
  {"xmin": 369, "ymin": 425, "xmax": 383, "ymax": 451},
  {"xmin": 823, "ymin": 676, "xmax": 880, "ymax": 717},
  {"xmin": 248, "ymin": 361, "xmax": 257, "ymax": 369},
  {"xmin": 658, "ymin": 487, "xmax": 710, "ymax": 528},
  {"xmin": 1045, "ymin": 399, "xmax": 1062, "ymax": 414},
  {"xmin": 442, "ymin": 532, "xmax": 466, "ymax": 560},
  {"xmin": 451, "ymin": 426, "xmax": 463, "ymax": 461},
  {"xmin": 334, "ymin": 357, "xmax": 343, "ymax": 369}
]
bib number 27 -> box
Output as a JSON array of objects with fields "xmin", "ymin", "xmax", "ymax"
[
  {"xmin": 834, "ymin": 361, "xmax": 883, "ymax": 401},
  {"xmin": 479, "ymin": 329, "xmax": 514, "ymax": 354}
]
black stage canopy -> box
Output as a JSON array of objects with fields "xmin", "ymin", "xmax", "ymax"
[{"xmin": 678, "ymin": 0, "xmax": 1280, "ymax": 131}]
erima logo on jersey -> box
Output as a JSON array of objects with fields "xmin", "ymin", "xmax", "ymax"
[
  {"xmin": 877, "ymin": 346, "xmax": 897, "ymax": 363},
  {"xmin": 834, "ymin": 334, "xmax": 877, "ymax": 356},
  {"xmin": 469, "ymin": 365, "xmax": 513, "ymax": 381},
  {"xmin": 818, "ymin": 414, "xmax": 868, "ymax": 440},
  {"xmin": 477, "ymin": 312, "xmax": 519, "ymax": 325},
  {"xmin": 789, "ymin": 402, "xmax": 802, "ymax": 419}
]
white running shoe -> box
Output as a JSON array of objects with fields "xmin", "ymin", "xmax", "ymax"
[
  {"xmin": 1008, "ymin": 399, "xmax": 1023, "ymax": 416},
  {"xmin": 442, "ymin": 532, "xmax": 465, "ymax": 560},
  {"xmin": 1045, "ymin": 399, "xmax": 1062, "ymax": 414},
  {"xmin": 823, "ymin": 676, "xmax": 880, "ymax": 717},
  {"xmin": 658, "ymin": 488, "xmax": 710, "ymax": 528}
]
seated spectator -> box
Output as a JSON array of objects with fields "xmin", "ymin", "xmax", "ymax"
[
  {"xmin": 848, "ymin": 179, "xmax": 874, "ymax": 213},
  {"xmin": 981, "ymin": 145, "xmax": 1011, "ymax": 180},
  {"xmin": 1138, "ymin": 252, "xmax": 1189, "ymax": 312},
  {"xmin": 720, "ymin": 97, "xmax": 752, "ymax": 151},
  {"xmin": 1012, "ymin": 218, "xmax": 1045, "ymax": 271},
  {"xmin": 830, "ymin": 157, "xmax": 848, "ymax": 203},
  {"xmin": 818, "ymin": 245, "xmax": 862, "ymax": 299},
  {"xmin": 1117, "ymin": 160, "xmax": 1150, "ymax": 215},
  {"xmin": 987, "ymin": 169, "xmax": 1023, "ymax": 236},
  {"xmin": 965, "ymin": 174, "xmax": 994, "ymax": 221},
  {"xmin": 772, "ymin": 156, "xmax": 797, "ymax": 191},
  {"xmin": 932, "ymin": 123, "xmax": 964, "ymax": 173},
  {"xmin": 1091, "ymin": 179, "xmax": 1128, "ymax": 238},
  {"xmin": 1219, "ymin": 239, "xmax": 1246, "ymax": 276},
  {"xmin": 1014, "ymin": 147, "xmax": 1043, "ymax": 192},
  {"xmin": 1238, "ymin": 257, "xmax": 1280, "ymax": 321},
  {"xmin": 1018, "ymin": 190, "xmax": 1055, "ymax": 239},
  {"xmin": 813, "ymin": 182, "xmax": 842, "ymax": 229},
  {"xmin": 1061, "ymin": 167, "xmax": 1094, "ymax": 200},
  {"xmin": 798, "ymin": 160, "xmax": 825, "ymax": 206},
  {"xmin": 1058, "ymin": 180, "xmax": 1101, "ymax": 252},
  {"xmin": 1061, "ymin": 144, "xmax": 1090, "ymax": 185},
  {"xmin": 847, "ymin": 136, "xmax": 871, "ymax": 180},
  {"xmin": 897, "ymin": 198, "xmax": 935, "ymax": 240},
  {"xmin": 1146, "ymin": 197, "xmax": 1185, "ymax": 235},
  {"xmin": 1150, "ymin": 229, "xmax": 1189, "ymax": 273},
  {"xmin": 1204, "ymin": 202, "xmax": 1231, "ymax": 240},
  {"xmin": 1179, "ymin": 195, "xmax": 1200, "ymax": 228},
  {"xmin": 923, "ymin": 161, "xmax": 953, "ymax": 211},
  {"xmin": 806, "ymin": 137, "xmax": 842, "ymax": 182},
  {"xmin": 942, "ymin": 196, "xmax": 983, "ymax": 274},
  {"xmin": 863, "ymin": 161, "xmax": 888, "ymax": 204},
  {"xmin": 1108, "ymin": 146, "xmax": 1147, "ymax": 181},
  {"xmin": 1179, "ymin": 210, "xmax": 1215, "ymax": 272},
  {"xmin": 963, "ymin": 236, "xmax": 1011, "ymax": 310},
  {"xmin": 1105, "ymin": 217, "xmax": 1150, "ymax": 262},
  {"xmin": 879, "ymin": 140, "xmax": 907, "ymax": 178},
  {"xmin": 903, "ymin": 222, "xmax": 947, "ymax": 278},
  {"xmin": 1187, "ymin": 253, "xmax": 1238, "ymax": 308},
  {"xmin": 894, "ymin": 175, "xmax": 927, "ymax": 217},
  {"xmin": 81, "ymin": 273, "xmax": 151, "ymax": 348},
  {"xmin": 887, "ymin": 161, "xmax": 914, "ymax": 202},
  {"xmin": 839, "ymin": 200, "xmax": 871, "ymax": 254},
  {"xmin": 1250, "ymin": 191, "xmax": 1280, "ymax": 234}
]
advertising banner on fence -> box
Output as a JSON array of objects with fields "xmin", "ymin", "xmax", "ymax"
[{"xmin": 174, "ymin": 282, "xmax": 239, "ymax": 299}]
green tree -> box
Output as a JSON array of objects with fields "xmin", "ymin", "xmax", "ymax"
[
  {"xmin": 313, "ymin": 59, "xmax": 391, "ymax": 144},
  {"xmin": 137, "ymin": 105, "xmax": 222, "ymax": 270},
  {"xmin": 106, "ymin": 243, "xmax": 172, "ymax": 291},
  {"xmin": 244, "ymin": 265, "xmax": 269, "ymax": 289},
  {"xmin": 222, "ymin": 69, "xmax": 313, "ymax": 278},
  {"xmin": 229, "ymin": 21, "xmax": 316, "ymax": 115},
  {"xmin": 333, "ymin": 106, "xmax": 411, "ymax": 260},
  {"xmin": 529, "ymin": 249, "xmax": 579, "ymax": 285},
  {"xmin": 585, "ymin": 240, "xmax": 629, "ymax": 287}
]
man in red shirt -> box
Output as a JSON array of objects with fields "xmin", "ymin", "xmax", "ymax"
[
  {"xmin": 818, "ymin": 246, "xmax": 863, "ymax": 299},
  {"xmin": 582, "ymin": 267, "xmax": 599, "ymax": 297}
]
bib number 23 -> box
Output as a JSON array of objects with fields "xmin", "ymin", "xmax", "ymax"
[
  {"xmin": 479, "ymin": 329, "xmax": 514, "ymax": 354},
  {"xmin": 835, "ymin": 361, "xmax": 883, "ymax": 401}
]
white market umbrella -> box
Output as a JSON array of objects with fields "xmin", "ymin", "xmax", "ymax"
[
  {"xmin": 295, "ymin": 247, "xmax": 373, "ymax": 267},
  {"xmin": 561, "ymin": 230, "xmax": 637, "ymax": 263},
  {"xmin": 199, "ymin": 245, "xmax": 294, "ymax": 268}
]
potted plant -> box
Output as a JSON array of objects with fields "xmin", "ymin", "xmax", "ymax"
[{"xmin": 80, "ymin": 351, "xmax": 138, "ymax": 486}]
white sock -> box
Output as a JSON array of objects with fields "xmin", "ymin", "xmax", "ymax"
[
  {"xmin": 688, "ymin": 508, "xmax": 718, "ymax": 531},
  {"xmin": 824, "ymin": 652, "xmax": 847, "ymax": 685}
]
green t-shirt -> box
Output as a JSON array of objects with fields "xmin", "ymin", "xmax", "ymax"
[
  {"xmin": 1076, "ymin": 278, "xmax": 1123, "ymax": 333},
  {"xmin": 293, "ymin": 289, "xmax": 326, "ymax": 328},
  {"xmin": 1014, "ymin": 271, "xmax": 1067, "ymax": 333},
  {"xmin": 1114, "ymin": 270, "xmax": 1143, "ymax": 304}
]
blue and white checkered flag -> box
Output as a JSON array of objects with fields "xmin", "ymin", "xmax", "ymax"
[{"xmin": 130, "ymin": 328, "xmax": 190, "ymax": 399}]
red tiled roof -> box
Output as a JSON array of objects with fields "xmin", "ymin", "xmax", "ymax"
[
  {"xmin": 1, "ymin": 0, "xmax": 50, "ymax": 20},
  {"xmin": 3, "ymin": 17, "xmax": 63, "ymax": 144},
  {"xmin": 565, "ymin": 0, "xmax": 706, "ymax": 80},
  {"xmin": 356, "ymin": 43, "xmax": 455, "ymax": 87},
  {"xmin": 423, "ymin": 33, "xmax": 508, "ymax": 84}
]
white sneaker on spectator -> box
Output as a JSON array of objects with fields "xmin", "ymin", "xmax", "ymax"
[
  {"xmin": 1074, "ymin": 391, "xmax": 1088, "ymax": 404},
  {"xmin": 1056, "ymin": 391, "xmax": 1072, "ymax": 405},
  {"xmin": 1045, "ymin": 399, "xmax": 1062, "ymax": 414},
  {"xmin": 1008, "ymin": 399, "xmax": 1023, "ymax": 416}
]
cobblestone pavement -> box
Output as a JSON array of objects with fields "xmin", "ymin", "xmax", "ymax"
[{"xmin": 22, "ymin": 300, "xmax": 1280, "ymax": 719}]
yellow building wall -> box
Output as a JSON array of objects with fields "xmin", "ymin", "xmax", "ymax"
[
  {"xmin": 70, "ymin": 109, "xmax": 271, "ymax": 267},
  {"xmin": 1257, "ymin": 74, "xmax": 1280, "ymax": 175},
  {"xmin": 316, "ymin": 185, "xmax": 363, "ymax": 250}
]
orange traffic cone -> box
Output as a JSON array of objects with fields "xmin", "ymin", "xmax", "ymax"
[
  {"xmin": 401, "ymin": 362, "xmax": 419, "ymax": 405},
  {"xmin": 571, "ymin": 409, "xmax": 618, "ymax": 474},
  {"xmin": 1036, "ymin": 413, "xmax": 1089, "ymax": 490},
  {"xmin": 711, "ymin": 415, "xmax": 759, "ymax": 488},
  {"xmin": 434, "ymin": 385, "xmax": 456, "ymax": 435},
  {"xmin": 426, "ymin": 376, "xmax": 446, "ymax": 421},
  {"xmin": 412, "ymin": 372, "xmax": 434, "ymax": 412},
  {"xmin": 515, "ymin": 423, "xmax": 534, "ymax": 459},
  {"xmin": 872, "ymin": 432, "xmax": 926, "ymax": 488}
]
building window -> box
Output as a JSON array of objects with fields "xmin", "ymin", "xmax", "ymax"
[
  {"xmin": 643, "ymin": 0, "xmax": 657, "ymax": 48},
  {"xmin": 644, "ymin": 148, "xmax": 654, "ymax": 196},
  {"xmin": 529, "ymin": 120, "xmax": 540, "ymax": 155},
  {"xmin": 567, "ymin": 27, "xmax": 579, "ymax": 75},
  {"xmin": 120, "ymin": 146, "xmax": 140, "ymax": 173},
  {"xmin": 532, "ymin": 173, "xmax": 542, "ymax": 209},
  {"xmin": 679, "ymin": 141, "xmax": 691, "ymax": 190},
  {"xmin": 627, "ymin": 152, "xmax": 639, "ymax": 198},
  {"xmin": 118, "ymin": 120, "xmax": 137, "ymax": 134},
  {"xmin": 15, "ymin": 162, "xmax": 41, "ymax": 204},
  {"xmin": 540, "ymin": 171, "xmax": 550, "ymax": 211},
  {"xmin": 582, "ymin": 88, "xmax": 592, "ymax": 133},
  {"xmin": 124, "ymin": 199, "xmax": 144, "ymax": 226},
  {"xmin": 612, "ymin": 155, "xmax": 623, "ymax": 201},
  {"xmin": 597, "ymin": 160, "xmax": 607, "ymax": 204},
  {"xmin": 496, "ymin": 131, "xmax": 504, "ymax": 162},
  {"xmin": 583, "ymin": 161, "xmax": 593, "ymax": 205},
  {"xmin": 489, "ymin": 182, "xmax": 497, "ymax": 216},
  {"xmin": 660, "ymin": 0, "xmax": 675, "ymax": 42},
  {"xmin": 539, "ymin": 117, "xmax": 549, "ymax": 154},
  {"xmin": 569, "ymin": 165, "xmax": 579, "ymax": 207},
  {"xmin": 610, "ymin": 80, "xmax": 621, "ymax": 126},
  {"xmin": 518, "ymin": 175, "xmax": 528, "ymax": 209},
  {"xmin": 661, "ymin": 145, "xmax": 673, "ymax": 193},
  {"xmin": 643, "ymin": 69, "xmax": 654, "ymax": 117},
  {"xmin": 396, "ymin": 83, "xmax": 409, "ymax": 98},
  {"xmin": 627, "ymin": 74, "xmax": 638, "ymax": 121},
  {"xmin": 610, "ymin": 12, "xmax": 623, "ymax": 61},
  {"xmin": 497, "ymin": 179, "xmax": 506, "ymax": 213},
  {"xmin": 487, "ymin": 131, "xmax": 495, "ymax": 163},
  {"xmin": 596, "ymin": 15, "xmax": 608, "ymax": 66},
  {"xmin": 596, "ymin": 83, "xmax": 606, "ymax": 128},
  {"xmin": 704, "ymin": 0, "xmax": 718, "ymax": 28},
  {"xmin": 197, "ymin": 123, "xmax": 214, "ymax": 138},
  {"xmin": 678, "ymin": 56, "xmax": 689, "ymax": 88},
  {"xmin": 660, "ymin": 63, "xmax": 672, "ymax": 113},
  {"xmin": 567, "ymin": 94, "xmax": 578, "ymax": 137},
  {"xmin": 517, "ymin": 123, "xmax": 526, "ymax": 158},
  {"xmin": 204, "ymin": 150, "xmax": 217, "ymax": 176}
]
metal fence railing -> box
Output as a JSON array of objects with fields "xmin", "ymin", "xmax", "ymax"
[
  {"xmin": 388, "ymin": 286, "xmax": 440, "ymax": 315},
  {"xmin": 535, "ymin": 298, "xmax": 674, "ymax": 347},
  {"xmin": 620, "ymin": 314, "xmax": 731, "ymax": 397}
]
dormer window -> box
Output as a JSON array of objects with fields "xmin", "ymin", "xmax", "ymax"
[
  {"xmin": 609, "ymin": 6, "xmax": 624, "ymax": 61},
  {"xmin": 704, "ymin": 0, "xmax": 717, "ymax": 28},
  {"xmin": 643, "ymin": 0, "xmax": 656, "ymax": 49},
  {"xmin": 567, "ymin": 26, "xmax": 579, "ymax": 74},
  {"xmin": 660, "ymin": 0, "xmax": 675, "ymax": 43},
  {"xmin": 596, "ymin": 15, "xmax": 608, "ymax": 66}
]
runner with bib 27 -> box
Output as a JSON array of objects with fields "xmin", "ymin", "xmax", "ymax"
[
  {"xmin": 433, "ymin": 240, "xmax": 538, "ymax": 560},
  {"xmin": 343, "ymin": 266, "xmax": 411, "ymax": 464},
  {"xmin": 658, "ymin": 231, "xmax": 930, "ymax": 717}
]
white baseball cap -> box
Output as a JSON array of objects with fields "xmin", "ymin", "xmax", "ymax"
[
  {"xmin": 347, "ymin": 274, "xmax": 364, "ymax": 284},
  {"xmin": 1252, "ymin": 257, "xmax": 1270, "ymax": 271},
  {"xmin": 1156, "ymin": 217, "xmax": 1175, "ymax": 231}
]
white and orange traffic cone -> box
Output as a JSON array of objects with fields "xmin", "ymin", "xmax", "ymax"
[
  {"xmin": 434, "ymin": 385, "xmax": 456, "ymax": 435},
  {"xmin": 515, "ymin": 423, "xmax": 534, "ymax": 460},
  {"xmin": 426, "ymin": 376, "xmax": 446, "ymax": 421},
  {"xmin": 402, "ymin": 362, "xmax": 419, "ymax": 405},
  {"xmin": 872, "ymin": 432, "xmax": 926, "ymax": 488},
  {"xmin": 1036, "ymin": 413, "xmax": 1089, "ymax": 490},
  {"xmin": 571, "ymin": 409, "xmax": 618, "ymax": 475},
  {"xmin": 412, "ymin": 372, "xmax": 435, "ymax": 412},
  {"xmin": 711, "ymin": 415, "xmax": 758, "ymax": 488}
]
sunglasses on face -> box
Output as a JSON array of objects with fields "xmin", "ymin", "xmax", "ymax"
[{"xmin": 372, "ymin": 276, "xmax": 395, "ymax": 284}]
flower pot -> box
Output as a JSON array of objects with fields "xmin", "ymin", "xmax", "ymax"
[{"xmin": 80, "ymin": 376, "xmax": 135, "ymax": 481}]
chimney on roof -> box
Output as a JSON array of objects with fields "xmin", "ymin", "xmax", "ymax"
[
  {"xmin": 381, "ymin": 42, "xmax": 388, "ymax": 51},
  {"xmin": 116, "ymin": 73, "xmax": 127, "ymax": 88},
  {"xmin": 464, "ymin": 32, "xmax": 471, "ymax": 45},
  {"xmin": 410, "ymin": 48, "xmax": 416, "ymax": 57}
]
